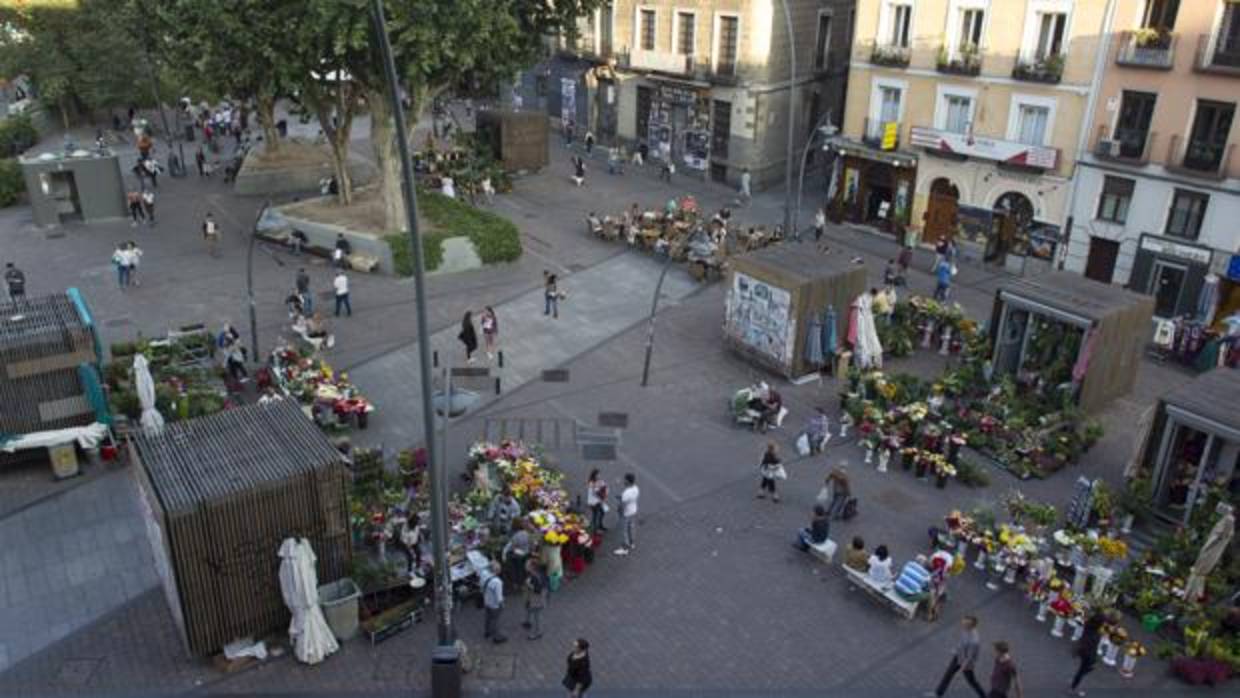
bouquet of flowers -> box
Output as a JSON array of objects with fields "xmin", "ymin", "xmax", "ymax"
[{"xmin": 1098, "ymin": 536, "xmax": 1128, "ymax": 561}]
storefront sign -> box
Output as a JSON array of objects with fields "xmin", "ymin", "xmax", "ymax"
[
  {"xmin": 911, "ymin": 126, "xmax": 1058, "ymax": 169},
  {"xmin": 881, "ymin": 122, "xmax": 899, "ymax": 151},
  {"xmin": 1027, "ymin": 221, "xmax": 1061, "ymax": 261},
  {"xmin": 1140, "ymin": 235, "xmax": 1212, "ymax": 265},
  {"xmin": 658, "ymin": 84, "xmax": 698, "ymax": 105}
]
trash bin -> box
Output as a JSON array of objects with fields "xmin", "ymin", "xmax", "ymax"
[{"xmin": 318, "ymin": 578, "xmax": 361, "ymax": 641}]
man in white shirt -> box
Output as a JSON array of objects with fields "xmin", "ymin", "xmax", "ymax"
[
  {"xmin": 739, "ymin": 167, "xmax": 751, "ymax": 205},
  {"xmin": 333, "ymin": 271, "xmax": 351, "ymax": 317},
  {"xmin": 614, "ymin": 473, "xmax": 640, "ymax": 556},
  {"xmin": 482, "ymin": 560, "xmax": 507, "ymax": 644}
]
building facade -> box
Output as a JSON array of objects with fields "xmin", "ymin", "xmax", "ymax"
[
  {"xmin": 834, "ymin": 0, "xmax": 1110, "ymax": 273},
  {"xmin": 515, "ymin": 1, "xmax": 857, "ymax": 189},
  {"xmin": 1064, "ymin": 0, "xmax": 1240, "ymax": 322}
]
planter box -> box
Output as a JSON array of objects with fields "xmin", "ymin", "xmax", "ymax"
[{"xmin": 361, "ymin": 599, "xmax": 423, "ymax": 645}]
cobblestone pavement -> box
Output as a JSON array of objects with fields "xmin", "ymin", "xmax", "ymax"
[{"xmin": 0, "ymin": 117, "xmax": 1200, "ymax": 697}]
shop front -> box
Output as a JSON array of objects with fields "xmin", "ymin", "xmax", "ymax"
[
  {"xmin": 1127, "ymin": 234, "xmax": 1214, "ymax": 319},
  {"xmin": 829, "ymin": 139, "xmax": 917, "ymax": 237},
  {"xmin": 1138, "ymin": 369, "xmax": 1240, "ymax": 526},
  {"xmin": 643, "ymin": 77, "xmax": 713, "ymax": 174}
]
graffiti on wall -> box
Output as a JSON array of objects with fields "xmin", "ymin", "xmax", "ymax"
[{"xmin": 725, "ymin": 272, "xmax": 795, "ymax": 366}]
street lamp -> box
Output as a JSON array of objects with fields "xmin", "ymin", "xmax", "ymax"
[
  {"xmin": 369, "ymin": 0, "xmax": 461, "ymax": 694},
  {"xmin": 792, "ymin": 113, "xmax": 838, "ymax": 237},
  {"xmin": 246, "ymin": 200, "xmax": 278, "ymax": 362},
  {"xmin": 778, "ymin": 0, "xmax": 796, "ymax": 240}
]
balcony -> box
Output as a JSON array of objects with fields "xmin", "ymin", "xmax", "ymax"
[
  {"xmin": 1092, "ymin": 124, "xmax": 1157, "ymax": 165},
  {"xmin": 936, "ymin": 45, "xmax": 982, "ymax": 76},
  {"xmin": 911, "ymin": 125, "xmax": 1058, "ymax": 170},
  {"xmin": 1012, "ymin": 55, "xmax": 1063, "ymax": 83},
  {"xmin": 1116, "ymin": 30, "xmax": 1176, "ymax": 69},
  {"xmin": 627, "ymin": 48, "xmax": 694, "ymax": 75},
  {"xmin": 1166, "ymin": 133, "xmax": 1235, "ymax": 180},
  {"xmin": 1194, "ymin": 33, "xmax": 1240, "ymax": 76},
  {"xmin": 870, "ymin": 41, "xmax": 911, "ymax": 68},
  {"xmin": 862, "ymin": 118, "xmax": 901, "ymax": 151}
]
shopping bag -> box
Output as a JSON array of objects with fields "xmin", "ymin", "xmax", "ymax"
[
  {"xmin": 795, "ymin": 433, "xmax": 810, "ymax": 456},
  {"xmin": 773, "ymin": 465, "xmax": 788, "ymax": 480}
]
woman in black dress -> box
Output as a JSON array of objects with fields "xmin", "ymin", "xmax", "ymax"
[
  {"xmin": 458, "ymin": 311, "xmax": 478, "ymax": 363},
  {"xmin": 563, "ymin": 638, "xmax": 591, "ymax": 697},
  {"xmin": 1070, "ymin": 610, "xmax": 1106, "ymax": 695}
]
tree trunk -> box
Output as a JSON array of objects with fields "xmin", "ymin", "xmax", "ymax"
[
  {"xmin": 368, "ymin": 86, "xmax": 405, "ymax": 232},
  {"xmin": 59, "ymin": 99, "xmax": 71, "ymax": 130},
  {"xmin": 329, "ymin": 135, "xmax": 353, "ymax": 206},
  {"xmin": 256, "ymin": 94, "xmax": 279, "ymax": 154}
]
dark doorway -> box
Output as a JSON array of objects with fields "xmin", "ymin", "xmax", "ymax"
[
  {"xmin": 49, "ymin": 171, "xmax": 83, "ymax": 224},
  {"xmin": 924, "ymin": 178, "xmax": 960, "ymax": 244},
  {"xmin": 1084, "ymin": 237, "xmax": 1120, "ymax": 283},
  {"xmin": 1151, "ymin": 260, "xmax": 1187, "ymax": 318},
  {"xmin": 636, "ymin": 86, "xmax": 652, "ymax": 149}
]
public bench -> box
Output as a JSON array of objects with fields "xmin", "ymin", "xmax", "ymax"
[
  {"xmin": 808, "ymin": 538, "xmax": 837, "ymax": 565},
  {"xmin": 842, "ymin": 565, "xmax": 920, "ymax": 620}
]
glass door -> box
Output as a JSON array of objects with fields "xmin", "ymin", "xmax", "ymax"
[{"xmin": 1150, "ymin": 261, "xmax": 1186, "ymax": 318}]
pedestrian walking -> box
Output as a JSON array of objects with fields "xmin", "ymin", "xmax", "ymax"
[
  {"xmin": 458, "ymin": 311, "xmax": 478, "ymax": 363},
  {"xmin": 1069, "ymin": 611, "xmax": 1106, "ymax": 695},
  {"xmin": 756, "ymin": 442, "xmax": 784, "ymax": 502},
  {"xmin": 521, "ymin": 558, "xmax": 547, "ymax": 640},
  {"xmin": 898, "ymin": 243, "xmax": 914, "ymax": 278},
  {"xmin": 544, "ymin": 271, "xmax": 559, "ymax": 319},
  {"xmin": 739, "ymin": 167, "xmax": 751, "ymax": 205},
  {"xmin": 927, "ymin": 615, "xmax": 986, "ymax": 698},
  {"xmin": 141, "ymin": 189, "xmax": 156, "ymax": 225},
  {"xmin": 202, "ymin": 213, "xmax": 220, "ymax": 257},
  {"xmin": 296, "ymin": 268, "xmax": 313, "ymax": 314},
  {"xmin": 333, "ymin": 233, "xmax": 352, "ymax": 269},
  {"xmin": 110, "ymin": 243, "xmax": 132, "ymax": 288},
  {"xmin": 934, "ymin": 257, "xmax": 953, "ymax": 301},
  {"xmin": 613, "ymin": 473, "xmax": 639, "ymax": 556},
  {"xmin": 126, "ymin": 191, "xmax": 145, "ymax": 226},
  {"xmin": 5, "ymin": 262, "xmax": 26, "ymax": 300},
  {"xmin": 814, "ymin": 207, "xmax": 827, "ymax": 241},
  {"xmin": 563, "ymin": 639, "xmax": 592, "ymax": 697},
  {"xmin": 571, "ymin": 155, "xmax": 586, "ymax": 187},
  {"xmin": 482, "ymin": 560, "xmax": 507, "ymax": 644},
  {"xmin": 141, "ymin": 157, "xmax": 160, "ymax": 189},
  {"xmin": 584, "ymin": 131, "xmax": 594, "ymax": 155},
  {"xmin": 988, "ymin": 641, "xmax": 1023, "ymax": 698},
  {"xmin": 481, "ymin": 306, "xmax": 498, "ymax": 359},
  {"xmin": 503, "ymin": 520, "xmax": 531, "ymax": 587},
  {"xmin": 822, "ymin": 467, "xmax": 851, "ymax": 519},
  {"xmin": 586, "ymin": 469, "xmax": 608, "ymax": 533},
  {"xmin": 564, "ymin": 119, "xmax": 574, "ymax": 146},
  {"xmin": 126, "ymin": 241, "xmax": 144, "ymax": 287},
  {"xmin": 333, "ymin": 270, "xmax": 352, "ymax": 317},
  {"xmin": 195, "ymin": 148, "xmax": 206, "ymax": 176},
  {"xmin": 659, "ymin": 158, "xmax": 674, "ymax": 182}
]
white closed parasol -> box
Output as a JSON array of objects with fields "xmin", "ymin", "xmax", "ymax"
[
  {"xmin": 853, "ymin": 292, "xmax": 884, "ymax": 370},
  {"xmin": 278, "ymin": 537, "xmax": 339, "ymax": 664},
  {"xmin": 1184, "ymin": 506, "xmax": 1234, "ymax": 603},
  {"xmin": 133, "ymin": 354, "xmax": 165, "ymax": 433}
]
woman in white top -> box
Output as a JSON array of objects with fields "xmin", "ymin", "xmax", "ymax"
[
  {"xmin": 585, "ymin": 469, "xmax": 608, "ymax": 533},
  {"xmin": 867, "ymin": 544, "xmax": 895, "ymax": 587}
]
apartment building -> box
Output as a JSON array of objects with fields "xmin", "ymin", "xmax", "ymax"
[
  {"xmin": 1064, "ymin": 0, "xmax": 1240, "ymax": 323},
  {"xmin": 832, "ymin": 0, "xmax": 1109, "ymax": 272},
  {"xmin": 514, "ymin": 1, "xmax": 856, "ymax": 189}
]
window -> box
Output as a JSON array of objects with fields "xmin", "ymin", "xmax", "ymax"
[
  {"xmin": 943, "ymin": 95, "xmax": 972, "ymax": 134},
  {"xmin": 1184, "ymin": 100, "xmax": 1234, "ymax": 172},
  {"xmin": 890, "ymin": 4, "xmax": 912, "ymax": 47},
  {"xmin": 1165, "ymin": 189, "xmax": 1208, "ymax": 240},
  {"xmin": 1115, "ymin": 90, "xmax": 1156, "ymax": 159},
  {"xmin": 1142, "ymin": 0, "xmax": 1179, "ymax": 31},
  {"xmin": 639, "ymin": 9, "xmax": 656, "ymax": 51},
  {"xmin": 1215, "ymin": 2, "xmax": 1240, "ymax": 66},
  {"xmin": 815, "ymin": 13, "xmax": 833, "ymax": 69},
  {"xmin": 1035, "ymin": 12, "xmax": 1067, "ymax": 58},
  {"xmin": 1016, "ymin": 104, "xmax": 1050, "ymax": 145},
  {"xmin": 717, "ymin": 15, "xmax": 739, "ymax": 75},
  {"xmin": 676, "ymin": 12, "xmax": 695, "ymax": 55},
  {"xmin": 600, "ymin": 4, "xmax": 614, "ymax": 54},
  {"xmin": 712, "ymin": 99, "xmax": 731, "ymax": 158},
  {"xmin": 880, "ymin": 86, "xmax": 902, "ymax": 123},
  {"xmin": 1096, "ymin": 176, "xmax": 1135, "ymax": 223},
  {"xmin": 958, "ymin": 8, "xmax": 984, "ymax": 50}
]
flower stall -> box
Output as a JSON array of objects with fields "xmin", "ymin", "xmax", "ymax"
[
  {"xmin": 725, "ymin": 243, "xmax": 869, "ymax": 379},
  {"xmin": 989, "ymin": 271, "xmax": 1153, "ymax": 414},
  {"xmin": 268, "ymin": 343, "xmax": 374, "ymax": 430},
  {"xmin": 878, "ymin": 296, "xmax": 979, "ymax": 359},
  {"xmin": 106, "ymin": 331, "xmax": 234, "ymax": 424}
]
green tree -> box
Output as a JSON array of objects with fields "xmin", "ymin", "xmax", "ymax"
[{"xmin": 0, "ymin": 0, "xmax": 153, "ymax": 128}]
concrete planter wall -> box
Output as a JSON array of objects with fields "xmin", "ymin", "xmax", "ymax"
[{"xmin": 234, "ymin": 145, "xmax": 376, "ymax": 197}]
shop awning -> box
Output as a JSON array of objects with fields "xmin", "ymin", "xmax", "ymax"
[
  {"xmin": 828, "ymin": 136, "xmax": 917, "ymax": 168},
  {"xmin": 998, "ymin": 290, "xmax": 1092, "ymax": 327},
  {"xmin": 1162, "ymin": 368, "xmax": 1240, "ymax": 439}
]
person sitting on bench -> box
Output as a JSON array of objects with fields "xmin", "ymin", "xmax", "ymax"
[
  {"xmin": 794, "ymin": 504, "xmax": 831, "ymax": 552},
  {"xmin": 586, "ymin": 212, "xmax": 603, "ymax": 237},
  {"xmin": 867, "ymin": 545, "xmax": 895, "ymax": 588},
  {"xmin": 747, "ymin": 385, "xmax": 783, "ymax": 432}
]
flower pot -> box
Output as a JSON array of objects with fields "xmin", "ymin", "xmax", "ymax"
[
  {"xmin": 955, "ymin": 539, "xmax": 967, "ymax": 556},
  {"xmin": 915, "ymin": 458, "xmax": 928, "ymax": 479},
  {"xmin": 1120, "ymin": 514, "xmax": 1134, "ymax": 535},
  {"xmin": 974, "ymin": 550, "xmax": 988, "ymax": 571},
  {"xmin": 1098, "ymin": 636, "xmax": 1112, "ymax": 658},
  {"xmin": 1051, "ymin": 616, "xmax": 1066, "ymax": 637},
  {"xmin": 921, "ymin": 324, "xmax": 935, "ymax": 349},
  {"xmin": 1119, "ymin": 653, "xmax": 1137, "ymax": 678},
  {"xmin": 1035, "ymin": 600, "xmax": 1049, "ymax": 622},
  {"xmin": 877, "ymin": 449, "xmax": 890, "ymax": 473},
  {"xmin": 939, "ymin": 327, "xmax": 952, "ymax": 356},
  {"xmin": 1102, "ymin": 641, "xmax": 1120, "ymax": 666},
  {"xmin": 935, "ymin": 473, "xmax": 948, "ymax": 489},
  {"xmin": 1003, "ymin": 565, "xmax": 1018, "ymax": 585},
  {"xmin": 864, "ymin": 446, "xmax": 874, "ymax": 464},
  {"xmin": 1071, "ymin": 620, "xmax": 1085, "ymax": 641}
]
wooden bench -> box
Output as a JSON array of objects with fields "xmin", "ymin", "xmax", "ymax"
[
  {"xmin": 808, "ymin": 538, "xmax": 837, "ymax": 564},
  {"xmin": 842, "ymin": 565, "xmax": 920, "ymax": 620}
]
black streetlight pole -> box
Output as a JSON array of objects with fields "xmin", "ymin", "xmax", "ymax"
[
  {"xmin": 369, "ymin": 0, "xmax": 460, "ymax": 693},
  {"xmin": 246, "ymin": 201, "xmax": 277, "ymax": 361},
  {"xmin": 640, "ymin": 255, "xmax": 675, "ymax": 387},
  {"xmin": 779, "ymin": 0, "xmax": 797, "ymax": 239}
]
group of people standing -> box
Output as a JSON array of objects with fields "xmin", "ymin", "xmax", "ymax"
[
  {"xmin": 110, "ymin": 241, "xmax": 144, "ymax": 289},
  {"xmin": 457, "ymin": 306, "xmax": 499, "ymax": 363}
]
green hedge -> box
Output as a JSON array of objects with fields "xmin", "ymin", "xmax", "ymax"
[
  {"xmin": 418, "ymin": 188, "xmax": 522, "ymax": 264},
  {"xmin": 0, "ymin": 115, "xmax": 37, "ymax": 157},
  {"xmin": 0, "ymin": 159, "xmax": 24, "ymax": 207},
  {"xmin": 386, "ymin": 231, "xmax": 447, "ymax": 276}
]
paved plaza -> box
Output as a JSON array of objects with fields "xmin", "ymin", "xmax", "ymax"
[{"xmin": 0, "ymin": 117, "xmax": 1206, "ymax": 697}]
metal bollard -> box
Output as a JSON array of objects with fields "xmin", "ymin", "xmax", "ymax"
[
  {"xmin": 495, "ymin": 377, "xmax": 501, "ymax": 395},
  {"xmin": 433, "ymin": 350, "xmax": 439, "ymax": 368},
  {"xmin": 498, "ymin": 350, "xmax": 504, "ymax": 368}
]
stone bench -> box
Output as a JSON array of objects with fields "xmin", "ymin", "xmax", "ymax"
[
  {"xmin": 842, "ymin": 565, "xmax": 920, "ymax": 620},
  {"xmin": 808, "ymin": 538, "xmax": 837, "ymax": 565}
]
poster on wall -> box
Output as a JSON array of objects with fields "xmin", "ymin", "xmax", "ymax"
[
  {"xmin": 560, "ymin": 78, "xmax": 576, "ymax": 125},
  {"xmin": 725, "ymin": 272, "xmax": 796, "ymax": 366},
  {"xmin": 844, "ymin": 168, "xmax": 859, "ymax": 204},
  {"xmin": 683, "ymin": 130, "xmax": 710, "ymax": 170}
]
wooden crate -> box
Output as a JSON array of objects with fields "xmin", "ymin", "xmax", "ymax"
[{"xmin": 131, "ymin": 400, "xmax": 352, "ymax": 656}]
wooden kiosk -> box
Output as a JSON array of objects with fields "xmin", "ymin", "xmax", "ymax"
[
  {"xmin": 475, "ymin": 109, "xmax": 549, "ymax": 172},
  {"xmin": 1133, "ymin": 369, "xmax": 1240, "ymax": 525},
  {"xmin": 988, "ymin": 271, "xmax": 1154, "ymax": 414},
  {"xmin": 130, "ymin": 400, "xmax": 351, "ymax": 656},
  {"xmin": 723, "ymin": 243, "xmax": 868, "ymax": 379}
]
